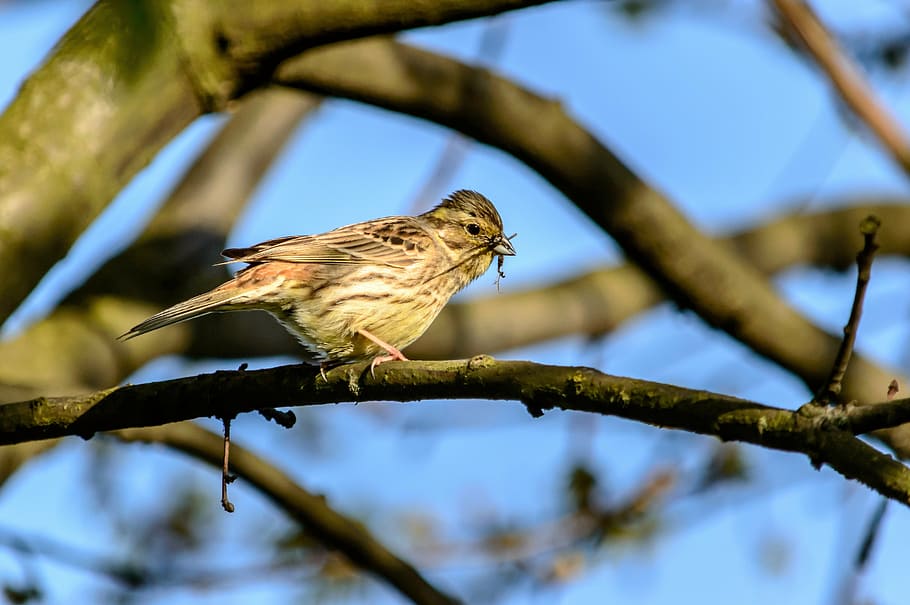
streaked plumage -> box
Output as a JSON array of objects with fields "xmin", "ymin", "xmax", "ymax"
[{"xmin": 122, "ymin": 190, "xmax": 515, "ymax": 369}]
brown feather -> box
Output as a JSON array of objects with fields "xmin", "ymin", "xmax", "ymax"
[
  {"xmin": 220, "ymin": 218, "xmax": 431, "ymax": 268},
  {"xmin": 122, "ymin": 190, "xmax": 514, "ymax": 364}
]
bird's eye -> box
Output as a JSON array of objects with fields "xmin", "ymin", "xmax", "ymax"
[{"xmin": 466, "ymin": 223, "xmax": 481, "ymax": 236}]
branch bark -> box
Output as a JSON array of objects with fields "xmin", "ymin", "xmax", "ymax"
[
  {"xmin": 272, "ymin": 38, "xmax": 908, "ymax": 444},
  {"xmin": 771, "ymin": 0, "xmax": 910, "ymax": 175},
  {"xmin": 0, "ymin": 0, "xmax": 552, "ymax": 322},
  {"xmin": 0, "ymin": 87, "xmax": 318, "ymax": 496},
  {"xmin": 7, "ymin": 3, "xmax": 910, "ymax": 448},
  {"xmin": 3, "ymin": 358, "xmax": 910, "ymax": 507},
  {"xmin": 113, "ymin": 423, "xmax": 460, "ymax": 605},
  {"xmin": 0, "ymin": 87, "xmax": 319, "ymax": 402},
  {"xmin": 6, "ymin": 200, "xmax": 910, "ymax": 401}
]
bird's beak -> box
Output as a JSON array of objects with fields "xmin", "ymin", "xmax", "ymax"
[{"xmin": 493, "ymin": 235, "xmax": 516, "ymax": 256}]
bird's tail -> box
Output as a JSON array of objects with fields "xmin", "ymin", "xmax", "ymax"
[{"xmin": 119, "ymin": 287, "xmax": 246, "ymax": 341}]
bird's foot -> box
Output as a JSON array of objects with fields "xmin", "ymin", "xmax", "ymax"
[
  {"xmin": 369, "ymin": 351, "xmax": 409, "ymax": 378},
  {"xmin": 357, "ymin": 328, "xmax": 409, "ymax": 378}
]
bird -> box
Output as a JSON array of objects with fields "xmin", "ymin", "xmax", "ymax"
[{"xmin": 121, "ymin": 190, "xmax": 516, "ymax": 374}]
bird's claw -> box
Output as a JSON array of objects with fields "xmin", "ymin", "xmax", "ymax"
[
  {"xmin": 356, "ymin": 328, "xmax": 409, "ymax": 378},
  {"xmin": 369, "ymin": 350, "xmax": 409, "ymax": 379}
]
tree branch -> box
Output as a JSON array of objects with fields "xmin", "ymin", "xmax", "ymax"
[
  {"xmin": 771, "ymin": 0, "xmax": 910, "ymax": 175},
  {"xmin": 7, "ymin": 195, "xmax": 910, "ymax": 403},
  {"xmin": 0, "ymin": 87, "xmax": 319, "ymax": 402},
  {"xmin": 814, "ymin": 215, "xmax": 880, "ymax": 404},
  {"xmin": 272, "ymin": 37, "xmax": 906, "ymax": 441},
  {"xmin": 113, "ymin": 422, "xmax": 461, "ymax": 605},
  {"xmin": 3, "ymin": 359, "xmax": 910, "ymax": 507},
  {"xmin": 210, "ymin": 0, "xmax": 545, "ymax": 100},
  {"xmin": 0, "ymin": 87, "xmax": 318, "ymax": 497},
  {"xmin": 0, "ymin": 0, "xmax": 553, "ymax": 322}
]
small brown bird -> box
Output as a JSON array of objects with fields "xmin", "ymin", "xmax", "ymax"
[{"xmin": 122, "ymin": 190, "xmax": 515, "ymax": 372}]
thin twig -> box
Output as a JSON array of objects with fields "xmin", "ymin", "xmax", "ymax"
[
  {"xmin": 220, "ymin": 415, "xmax": 237, "ymax": 513},
  {"xmin": 814, "ymin": 215, "xmax": 881, "ymax": 404},
  {"xmin": 771, "ymin": 0, "xmax": 910, "ymax": 175}
]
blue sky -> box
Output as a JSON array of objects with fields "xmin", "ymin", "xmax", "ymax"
[{"xmin": 2, "ymin": 1, "xmax": 910, "ymax": 604}]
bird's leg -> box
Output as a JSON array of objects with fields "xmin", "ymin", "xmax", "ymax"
[{"xmin": 356, "ymin": 328, "xmax": 409, "ymax": 378}]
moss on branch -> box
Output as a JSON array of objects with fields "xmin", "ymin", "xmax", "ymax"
[{"xmin": 3, "ymin": 358, "xmax": 910, "ymax": 506}]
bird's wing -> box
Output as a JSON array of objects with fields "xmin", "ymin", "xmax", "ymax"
[{"xmin": 221, "ymin": 217, "xmax": 431, "ymax": 268}]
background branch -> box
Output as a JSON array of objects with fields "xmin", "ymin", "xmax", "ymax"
[
  {"xmin": 0, "ymin": 87, "xmax": 319, "ymax": 403},
  {"xmin": 113, "ymin": 423, "xmax": 461, "ymax": 605},
  {"xmin": 273, "ymin": 37, "xmax": 910, "ymax": 449},
  {"xmin": 0, "ymin": 0, "xmax": 553, "ymax": 322},
  {"xmin": 771, "ymin": 0, "xmax": 910, "ymax": 175},
  {"xmin": 2, "ymin": 4, "xmax": 908, "ymax": 603},
  {"xmin": 7, "ymin": 196, "xmax": 910, "ymax": 402}
]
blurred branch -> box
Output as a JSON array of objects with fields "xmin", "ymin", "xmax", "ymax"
[
  {"xmin": 0, "ymin": 524, "xmax": 422, "ymax": 599},
  {"xmin": 771, "ymin": 0, "xmax": 910, "ymax": 175},
  {"xmin": 0, "ymin": 88, "xmax": 318, "ymax": 499},
  {"xmin": 191, "ymin": 200, "xmax": 910, "ymax": 361},
  {"xmin": 405, "ymin": 17, "xmax": 511, "ymax": 214},
  {"xmin": 0, "ymin": 524, "xmax": 156, "ymax": 589},
  {"xmin": 411, "ymin": 202, "xmax": 910, "ymax": 358},
  {"xmin": 7, "ymin": 196, "xmax": 910, "ymax": 411},
  {"xmin": 206, "ymin": 0, "xmax": 549, "ymax": 101},
  {"xmin": 113, "ymin": 423, "xmax": 460, "ymax": 605},
  {"xmin": 4, "ymin": 358, "xmax": 910, "ymax": 507},
  {"xmin": 0, "ymin": 440, "xmax": 58, "ymax": 489},
  {"xmin": 0, "ymin": 87, "xmax": 319, "ymax": 403},
  {"xmin": 273, "ymin": 37, "xmax": 910, "ymax": 452},
  {"xmin": 833, "ymin": 498, "xmax": 888, "ymax": 605},
  {"xmin": 411, "ymin": 469, "xmax": 674, "ymax": 572},
  {"xmin": 0, "ymin": 1, "xmax": 197, "ymax": 322},
  {"xmin": 0, "ymin": 0, "xmax": 552, "ymax": 323}
]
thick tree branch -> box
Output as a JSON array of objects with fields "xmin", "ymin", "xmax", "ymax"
[
  {"xmin": 207, "ymin": 0, "xmax": 546, "ymax": 100},
  {"xmin": 3, "ymin": 359, "xmax": 910, "ymax": 506},
  {"xmin": 0, "ymin": 0, "xmax": 552, "ymax": 322},
  {"xmin": 113, "ymin": 423, "xmax": 460, "ymax": 605},
  {"xmin": 0, "ymin": 88, "xmax": 317, "ymax": 496},
  {"xmin": 0, "ymin": 87, "xmax": 318, "ymax": 402},
  {"xmin": 273, "ymin": 38, "xmax": 907, "ymax": 442},
  {"xmin": 0, "ymin": 2, "xmax": 198, "ymax": 321}
]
